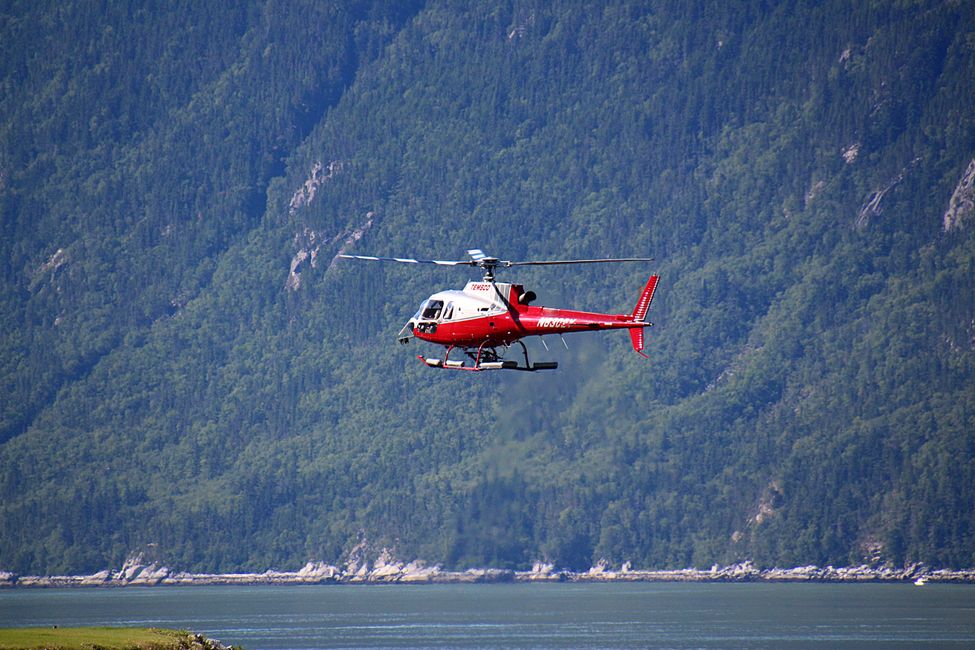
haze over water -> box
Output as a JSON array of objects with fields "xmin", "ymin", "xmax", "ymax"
[{"xmin": 2, "ymin": 582, "xmax": 975, "ymax": 648}]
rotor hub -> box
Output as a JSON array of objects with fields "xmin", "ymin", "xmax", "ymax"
[{"xmin": 477, "ymin": 258, "xmax": 501, "ymax": 282}]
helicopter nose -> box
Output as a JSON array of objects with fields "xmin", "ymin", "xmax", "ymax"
[{"xmin": 397, "ymin": 321, "xmax": 415, "ymax": 344}]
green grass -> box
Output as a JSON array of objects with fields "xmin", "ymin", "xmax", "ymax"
[{"xmin": 0, "ymin": 627, "xmax": 205, "ymax": 649}]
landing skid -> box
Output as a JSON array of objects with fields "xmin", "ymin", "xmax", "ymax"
[{"xmin": 418, "ymin": 341, "xmax": 558, "ymax": 372}]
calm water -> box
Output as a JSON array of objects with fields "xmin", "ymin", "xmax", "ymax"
[{"xmin": 1, "ymin": 582, "xmax": 974, "ymax": 648}]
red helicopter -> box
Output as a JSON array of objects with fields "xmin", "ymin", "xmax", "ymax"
[{"xmin": 339, "ymin": 249, "xmax": 658, "ymax": 371}]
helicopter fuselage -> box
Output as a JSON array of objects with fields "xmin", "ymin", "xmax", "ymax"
[
  {"xmin": 406, "ymin": 280, "xmax": 650, "ymax": 349},
  {"xmin": 338, "ymin": 249, "xmax": 657, "ymax": 370}
]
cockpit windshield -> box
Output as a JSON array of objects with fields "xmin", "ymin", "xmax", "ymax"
[{"xmin": 420, "ymin": 299, "xmax": 444, "ymax": 320}]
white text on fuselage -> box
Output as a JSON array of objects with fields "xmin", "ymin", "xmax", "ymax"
[{"xmin": 538, "ymin": 317, "xmax": 577, "ymax": 328}]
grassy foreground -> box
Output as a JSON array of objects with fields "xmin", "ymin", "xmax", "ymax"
[{"xmin": 0, "ymin": 627, "xmax": 231, "ymax": 649}]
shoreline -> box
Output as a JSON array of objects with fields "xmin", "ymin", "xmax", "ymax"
[
  {"xmin": 0, "ymin": 628, "xmax": 232, "ymax": 650},
  {"xmin": 3, "ymin": 560, "xmax": 975, "ymax": 588}
]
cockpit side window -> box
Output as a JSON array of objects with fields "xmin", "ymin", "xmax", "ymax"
[
  {"xmin": 442, "ymin": 302, "xmax": 454, "ymax": 320},
  {"xmin": 420, "ymin": 299, "xmax": 443, "ymax": 320}
]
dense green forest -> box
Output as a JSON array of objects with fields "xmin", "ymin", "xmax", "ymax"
[{"xmin": 1, "ymin": 0, "xmax": 974, "ymax": 575}]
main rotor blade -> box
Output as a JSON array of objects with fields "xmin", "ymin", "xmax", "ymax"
[
  {"xmin": 338, "ymin": 254, "xmax": 474, "ymax": 267},
  {"xmin": 505, "ymin": 257, "xmax": 654, "ymax": 267}
]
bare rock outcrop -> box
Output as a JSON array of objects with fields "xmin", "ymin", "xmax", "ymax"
[
  {"xmin": 285, "ymin": 212, "xmax": 375, "ymax": 291},
  {"xmin": 517, "ymin": 562, "xmax": 562, "ymax": 582},
  {"xmin": 5, "ymin": 556, "xmax": 975, "ymax": 587},
  {"xmin": 944, "ymin": 159, "xmax": 975, "ymax": 231},
  {"xmin": 28, "ymin": 247, "xmax": 69, "ymax": 292},
  {"xmin": 289, "ymin": 160, "xmax": 343, "ymax": 216},
  {"xmin": 296, "ymin": 561, "xmax": 340, "ymax": 582},
  {"xmin": 855, "ymin": 158, "xmax": 919, "ymax": 229}
]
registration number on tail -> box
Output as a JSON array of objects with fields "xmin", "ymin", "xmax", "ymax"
[{"xmin": 538, "ymin": 317, "xmax": 576, "ymax": 328}]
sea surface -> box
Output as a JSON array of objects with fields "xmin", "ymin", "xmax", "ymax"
[{"xmin": 2, "ymin": 582, "xmax": 974, "ymax": 648}]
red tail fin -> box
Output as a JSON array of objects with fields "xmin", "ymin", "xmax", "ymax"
[
  {"xmin": 629, "ymin": 327, "xmax": 648, "ymax": 358},
  {"xmin": 629, "ymin": 276, "xmax": 658, "ymax": 358},
  {"xmin": 631, "ymin": 275, "xmax": 659, "ymax": 322}
]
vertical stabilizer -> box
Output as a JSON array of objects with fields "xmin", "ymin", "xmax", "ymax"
[
  {"xmin": 629, "ymin": 327, "xmax": 648, "ymax": 358},
  {"xmin": 629, "ymin": 275, "xmax": 658, "ymax": 358},
  {"xmin": 631, "ymin": 275, "xmax": 659, "ymax": 322}
]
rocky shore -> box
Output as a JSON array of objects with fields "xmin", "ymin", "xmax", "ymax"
[{"xmin": 3, "ymin": 555, "xmax": 974, "ymax": 588}]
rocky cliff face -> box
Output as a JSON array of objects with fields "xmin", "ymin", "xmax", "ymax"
[{"xmin": 944, "ymin": 159, "xmax": 975, "ymax": 231}]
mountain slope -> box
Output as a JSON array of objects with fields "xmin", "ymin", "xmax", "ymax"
[{"xmin": 1, "ymin": 0, "xmax": 973, "ymax": 574}]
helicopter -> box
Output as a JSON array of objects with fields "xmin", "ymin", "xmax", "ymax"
[{"xmin": 338, "ymin": 249, "xmax": 659, "ymax": 371}]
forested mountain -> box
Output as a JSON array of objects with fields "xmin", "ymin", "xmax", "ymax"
[{"xmin": 1, "ymin": 0, "xmax": 973, "ymax": 575}]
